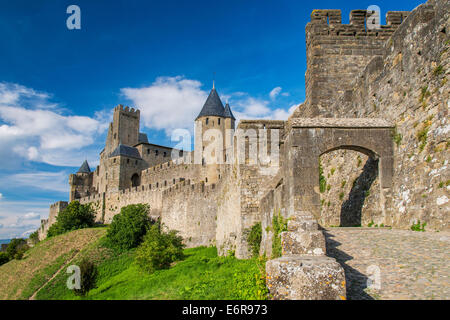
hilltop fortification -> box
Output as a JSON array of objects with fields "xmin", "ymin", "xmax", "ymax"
[{"xmin": 38, "ymin": 0, "xmax": 449, "ymax": 300}]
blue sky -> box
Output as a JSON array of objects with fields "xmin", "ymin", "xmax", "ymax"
[{"xmin": 0, "ymin": 0, "xmax": 424, "ymax": 238}]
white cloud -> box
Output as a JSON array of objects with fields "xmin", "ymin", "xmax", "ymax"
[
  {"xmin": 269, "ymin": 87, "xmax": 282, "ymax": 100},
  {"xmin": 0, "ymin": 199, "xmax": 48, "ymax": 238},
  {"xmin": 0, "ymin": 193, "xmax": 2, "ymax": 200},
  {"xmin": 122, "ymin": 77, "xmax": 300, "ymax": 134},
  {"xmin": 0, "ymin": 82, "xmax": 108, "ymax": 167},
  {"xmin": 121, "ymin": 76, "xmax": 208, "ymax": 135},
  {"xmin": 0, "ymin": 171, "xmax": 69, "ymax": 193},
  {"xmin": 232, "ymin": 98, "xmax": 299, "ymax": 122},
  {"xmin": 22, "ymin": 212, "xmax": 41, "ymax": 220}
]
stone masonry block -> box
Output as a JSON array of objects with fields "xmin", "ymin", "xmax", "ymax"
[
  {"xmin": 266, "ymin": 255, "xmax": 346, "ymax": 300},
  {"xmin": 281, "ymin": 231, "xmax": 326, "ymax": 256}
]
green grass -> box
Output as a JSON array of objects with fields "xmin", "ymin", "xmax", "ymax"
[
  {"xmin": 36, "ymin": 245, "xmax": 268, "ymax": 300},
  {"xmin": 0, "ymin": 228, "xmax": 106, "ymax": 300}
]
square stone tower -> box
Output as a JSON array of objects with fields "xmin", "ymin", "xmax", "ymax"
[{"xmin": 303, "ymin": 9, "xmax": 409, "ymax": 117}]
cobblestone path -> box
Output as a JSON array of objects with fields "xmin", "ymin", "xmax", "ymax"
[{"xmin": 324, "ymin": 228, "xmax": 450, "ymax": 300}]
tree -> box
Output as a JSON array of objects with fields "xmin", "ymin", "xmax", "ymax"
[
  {"xmin": 28, "ymin": 230, "xmax": 39, "ymax": 245},
  {"xmin": 74, "ymin": 259, "xmax": 98, "ymax": 297},
  {"xmin": 6, "ymin": 238, "xmax": 29, "ymax": 260},
  {"xmin": 0, "ymin": 252, "xmax": 9, "ymax": 266},
  {"xmin": 47, "ymin": 201, "xmax": 96, "ymax": 238},
  {"xmin": 106, "ymin": 204, "xmax": 154, "ymax": 251},
  {"xmin": 135, "ymin": 224, "xmax": 185, "ymax": 273}
]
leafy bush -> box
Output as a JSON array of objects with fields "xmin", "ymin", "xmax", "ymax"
[
  {"xmin": 271, "ymin": 211, "xmax": 288, "ymax": 259},
  {"xmin": 74, "ymin": 259, "xmax": 98, "ymax": 296},
  {"xmin": 0, "ymin": 252, "xmax": 10, "ymax": 266},
  {"xmin": 28, "ymin": 231, "xmax": 39, "ymax": 245},
  {"xmin": 106, "ymin": 204, "xmax": 154, "ymax": 251},
  {"xmin": 6, "ymin": 238, "xmax": 29, "ymax": 260},
  {"xmin": 135, "ymin": 224, "xmax": 185, "ymax": 273},
  {"xmin": 247, "ymin": 222, "xmax": 262, "ymax": 258},
  {"xmin": 411, "ymin": 220, "xmax": 427, "ymax": 232},
  {"xmin": 47, "ymin": 201, "xmax": 96, "ymax": 238}
]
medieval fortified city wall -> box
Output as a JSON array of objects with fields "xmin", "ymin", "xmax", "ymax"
[{"xmin": 38, "ymin": 0, "xmax": 449, "ymax": 300}]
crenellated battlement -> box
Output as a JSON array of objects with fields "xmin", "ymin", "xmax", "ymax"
[
  {"xmin": 310, "ymin": 9, "xmax": 410, "ymax": 27},
  {"xmin": 303, "ymin": 8, "xmax": 411, "ymax": 118},
  {"xmin": 162, "ymin": 179, "xmax": 219, "ymax": 197},
  {"xmin": 114, "ymin": 104, "xmax": 140, "ymax": 116},
  {"xmin": 307, "ymin": 10, "xmax": 410, "ymax": 40}
]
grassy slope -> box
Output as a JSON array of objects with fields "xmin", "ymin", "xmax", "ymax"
[
  {"xmin": 0, "ymin": 228, "xmax": 106, "ymax": 300},
  {"xmin": 37, "ymin": 245, "xmax": 267, "ymax": 300}
]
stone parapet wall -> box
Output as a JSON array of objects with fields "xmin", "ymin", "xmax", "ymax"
[{"xmin": 321, "ymin": 0, "xmax": 449, "ymax": 230}]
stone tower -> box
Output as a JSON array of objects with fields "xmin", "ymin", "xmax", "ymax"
[
  {"xmin": 303, "ymin": 9, "xmax": 409, "ymax": 117},
  {"xmin": 194, "ymin": 86, "xmax": 235, "ymax": 184},
  {"xmin": 69, "ymin": 160, "xmax": 94, "ymax": 201},
  {"xmin": 105, "ymin": 105, "xmax": 140, "ymax": 155}
]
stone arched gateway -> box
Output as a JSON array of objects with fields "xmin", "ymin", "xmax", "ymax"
[
  {"xmin": 284, "ymin": 118, "xmax": 394, "ymax": 221},
  {"xmin": 266, "ymin": 118, "xmax": 394, "ymax": 300}
]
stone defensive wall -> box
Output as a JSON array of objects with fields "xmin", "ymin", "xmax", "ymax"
[
  {"xmin": 140, "ymin": 159, "xmax": 206, "ymax": 188},
  {"xmin": 38, "ymin": 201, "xmax": 68, "ymax": 240},
  {"xmin": 161, "ymin": 180, "xmax": 220, "ymax": 248},
  {"xmin": 325, "ymin": 0, "xmax": 449, "ymax": 231}
]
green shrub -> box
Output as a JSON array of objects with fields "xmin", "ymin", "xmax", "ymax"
[
  {"xmin": 247, "ymin": 222, "xmax": 262, "ymax": 258},
  {"xmin": 106, "ymin": 204, "xmax": 154, "ymax": 251},
  {"xmin": 6, "ymin": 238, "xmax": 28, "ymax": 260},
  {"xmin": 392, "ymin": 127, "xmax": 403, "ymax": 147},
  {"xmin": 0, "ymin": 252, "xmax": 10, "ymax": 266},
  {"xmin": 339, "ymin": 192, "xmax": 345, "ymax": 200},
  {"xmin": 433, "ymin": 65, "xmax": 444, "ymax": 76},
  {"xmin": 411, "ymin": 220, "xmax": 427, "ymax": 232},
  {"xmin": 135, "ymin": 224, "xmax": 185, "ymax": 273},
  {"xmin": 319, "ymin": 162, "xmax": 327, "ymax": 193},
  {"xmin": 74, "ymin": 259, "xmax": 98, "ymax": 296},
  {"xmin": 28, "ymin": 231, "xmax": 39, "ymax": 245},
  {"xmin": 271, "ymin": 211, "xmax": 288, "ymax": 259},
  {"xmin": 47, "ymin": 201, "xmax": 96, "ymax": 238}
]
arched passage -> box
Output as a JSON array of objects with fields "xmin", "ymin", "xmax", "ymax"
[
  {"xmin": 284, "ymin": 119, "xmax": 394, "ymax": 225},
  {"xmin": 319, "ymin": 149, "xmax": 380, "ymax": 227},
  {"xmin": 131, "ymin": 173, "xmax": 140, "ymax": 187}
]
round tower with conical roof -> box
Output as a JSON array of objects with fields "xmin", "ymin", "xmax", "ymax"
[{"xmin": 194, "ymin": 86, "xmax": 235, "ymax": 184}]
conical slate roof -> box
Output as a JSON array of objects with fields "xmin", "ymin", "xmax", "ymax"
[
  {"xmin": 196, "ymin": 88, "xmax": 225, "ymax": 120},
  {"xmin": 77, "ymin": 160, "xmax": 91, "ymax": 173},
  {"xmin": 224, "ymin": 103, "xmax": 235, "ymax": 120}
]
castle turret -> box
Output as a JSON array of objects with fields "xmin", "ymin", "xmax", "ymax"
[
  {"xmin": 77, "ymin": 160, "xmax": 91, "ymax": 173},
  {"xmin": 69, "ymin": 160, "xmax": 94, "ymax": 201},
  {"xmin": 194, "ymin": 86, "xmax": 235, "ymax": 183}
]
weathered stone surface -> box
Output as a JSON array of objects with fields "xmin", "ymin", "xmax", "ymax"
[
  {"xmin": 281, "ymin": 231, "xmax": 326, "ymax": 256},
  {"xmin": 266, "ymin": 255, "xmax": 346, "ymax": 300}
]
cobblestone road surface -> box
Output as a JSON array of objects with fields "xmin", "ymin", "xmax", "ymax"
[{"xmin": 324, "ymin": 228, "xmax": 450, "ymax": 300}]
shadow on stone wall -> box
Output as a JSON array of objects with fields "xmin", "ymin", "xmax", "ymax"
[
  {"xmin": 340, "ymin": 157, "xmax": 379, "ymax": 227},
  {"xmin": 323, "ymin": 231, "xmax": 374, "ymax": 300}
]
